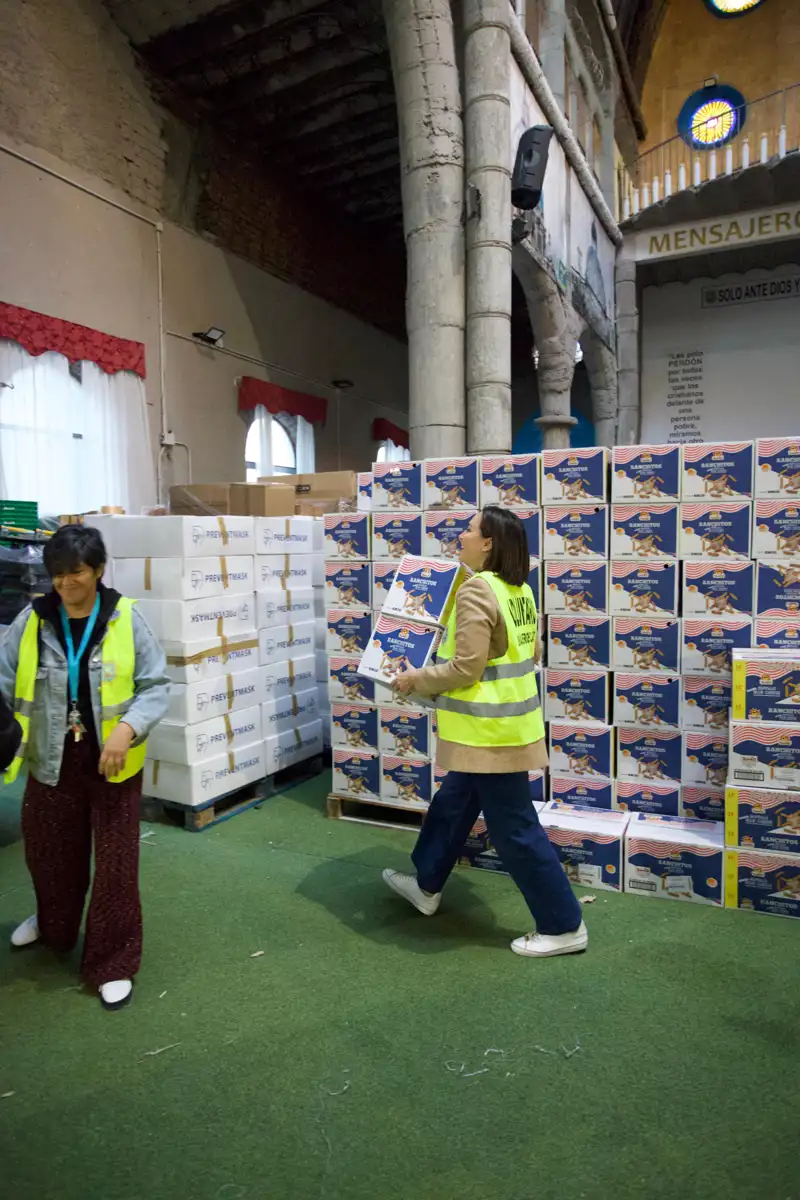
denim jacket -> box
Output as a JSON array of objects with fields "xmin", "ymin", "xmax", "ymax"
[{"xmin": 0, "ymin": 597, "xmax": 170, "ymax": 786}]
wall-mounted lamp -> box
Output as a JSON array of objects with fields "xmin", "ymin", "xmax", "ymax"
[
  {"xmin": 192, "ymin": 327, "xmax": 225, "ymax": 346},
  {"xmin": 331, "ymin": 378, "xmax": 354, "ymax": 390}
]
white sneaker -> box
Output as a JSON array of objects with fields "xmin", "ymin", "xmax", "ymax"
[
  {"xmin": 382, "ymin": 869, "xmax": 441, "ymax": 916},
  {"xmin": 11, "ymin": 915, "xmax": 40, "ymax": 948},
  {"xmin": 99, "ymin": 980, "xmax": 133, "ymax": 1010},
  {"xmin": 511, "ymin": 921, "xmax": 588, "ymax": 958}
]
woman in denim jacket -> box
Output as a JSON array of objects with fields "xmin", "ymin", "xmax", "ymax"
[{"xmin": 0, "ymin": 524, "xmax": 170, "ymax": 1010}]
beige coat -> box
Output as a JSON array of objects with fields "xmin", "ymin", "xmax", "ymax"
[{"xmin": 412, "ymin": 575, "xmax": 548, "ymax": 774}]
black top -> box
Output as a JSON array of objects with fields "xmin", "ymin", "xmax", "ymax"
[
  {"xmin": 0, "ymin": 690, "xmax": 22, "ymax": 771},
  {"xmin": 33, "ymin": 583, "xmax": 122, "ymax": 749}
]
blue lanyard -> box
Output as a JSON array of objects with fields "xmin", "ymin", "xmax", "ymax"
[{"xmin": 59, "ymin": 595, "xmax": 101, "ymax": 704}]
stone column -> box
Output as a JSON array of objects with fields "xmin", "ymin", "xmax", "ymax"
[
  {"xmin": 538, "ymin": 0, "xmax": 567, "ymax": 111},
  {"xmin": 616, "ymin": 241, "xmax": 640, "ymax": 444},
  {"xmin": 582, "ymin": 328, "xmax": 617, "ymax": 447}
]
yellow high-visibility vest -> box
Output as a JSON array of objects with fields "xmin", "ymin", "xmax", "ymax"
[
  {"xmin": 4, "ymin": 597, "xmax": 146, "ymax": 784},
  {"xmin": 435, "ymin": 571, "xmax": 544, "ymax": 748}
]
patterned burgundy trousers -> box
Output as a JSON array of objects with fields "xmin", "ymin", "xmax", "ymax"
[{"xmin": 21, "ymin": 736, "xmax": 143, "ymax": 986}]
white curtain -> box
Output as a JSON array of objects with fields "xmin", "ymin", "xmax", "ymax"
[
  {"xmin": 0, "ymin": 341, "xmax": 156, "ymax": 516},
  {"xmin": 379, "ymin": 438, "xmax": 411, "ymax": 463},
  {"xmin": 245, "ymin": 405, "xmax": 274, "ymax": 481},
  {"xmin": 295, "ymin": 414, "xmax": 316, "ymax": 474}
]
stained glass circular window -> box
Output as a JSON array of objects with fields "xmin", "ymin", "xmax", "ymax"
[
  {"xmin": 702, "ymin": 0, "xmax": 767, "ymax": 15},
  {"xmin": 677, "ymin": 84, "xmax": 746, "ymax": 149}
]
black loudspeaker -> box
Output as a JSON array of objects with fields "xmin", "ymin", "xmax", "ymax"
[{"xmin": 511, "ymin": 125, "xmax": 554, "ymax": 210}]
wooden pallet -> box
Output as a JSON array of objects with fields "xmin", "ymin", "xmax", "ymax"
[
  {"xmin": 326, "ymin": 792, "xmax": 427, "ymax": 832},
  {"xmin": 142, "ymin": 754, "xmax": 325, "ymax": 832}
]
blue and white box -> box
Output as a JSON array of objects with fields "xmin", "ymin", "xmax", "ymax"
[
  {"xmin": 615, "ymin": 779, "xmax": 681, "ymax": 816},
  {"xmin": 423, "ymin": 511, "xmax": 476, "ymax": 560},
  {"xmin": 681, "ymin": 785, "xmax": 725, "ymax": 823},
  {"xmin": 613, "ymin": 617, "xmax": 681, "ymax": 673},
  {"xmin": 683, "ymin": 731, "xmax": 729, "ymax": 788},
  {"xmin": 378, "ymin": 706, "xmax": 431, "ymax": 760},
  {"xmin": 682, "ymin": 559, "xmax": 754, "ymax": 617},
  {"xmin": 729, "ymin": 720, "xmax": 800, "ymax": 791},
  {"xmin": 610, "ymin": 560, "xmax": 678, "ymax": 616},
  {"xmin": 332, "ymin": 748, "xmax": 380, "ymax": 801},
  {"xmin": 330, "ymin": 702, "xmax": 379, "ymax": 753},
  {"xmin": 372, "ymin": 460, "xmax": 423, "ymax": 511},
  {"xmin": 611, "ymin": 503, "xmax": 679, "ymax": 559},
  {"xmin": 480, "ymin": 454, "xmax": 540, "ymax": 508},
  {"xmin": 543, "ymin": 505, "xmax": 608, "ymax": 559},
  {"xmin": 614, "ymin": 672, "xmax": 680, "ymax": 730},
  {"xmin": 755, "ymin": 436, "xmax": 800, "ymax": 498},
  {"xmin": 625, "ymin": 813, "xmax": 724, "ymax": 905},
  {"xmin": 380, "ymin": 755, "xmax": 432, "ymax": 809},
  {"xmin": 753, "ymin": 500, "xmax": 800, "ymax": 558},
  {"xmin": 549, "ymin": 722, "xmax": 614, "ymax": 780},
  {"xmin": 755, "ymin": 560, "xmax": 800, "ymax": 616},
  {"xmin": 383, "ymin": 555, "xmax": 465, "ymax": 627},
  {"xmin": 612, "ymin": 443, "xmax": 681, "ymax": 502},
  {"xmin": 541, "ymin": 447, "xmax": 608, "ymax": 504},
  {"xmin": 725, "ymin": 786, "xmax": 800, "ymax": 855},
  {"xmin": 544, "ymin": 560, "xmax": 608, "ymax": 616},
  {"xmin": 517, "ymin": 507, "xmax": 542, "ymax": 559},
  {"xmin": 544, "ymin": 669, "xmax": 610, "ymax": 725},
  {"xmin": 681, "ymin": 441, "xmax": 754, "ymax": 500},
  {"xmin": 324, "ymin": 561, "xmax": 372, "ymax": 610},
  {"xmin": 616, "ymin": 726, "xmax": 682, "ymax": 785},
  {"xmin": 424, "ymin": 457, "xmax": 480, "ymax": 509},
  {"xmin": 528, "ymin": 558, "xmax": 542, "ymax": 611},
  {"xmin": 680, "ymin": 501, "xmax": 752, "ymax": 559},
  {"xmin": 732, "ymin": 652, "xmax": 800, "ymax": 723},
  {"xmin": 372, "ymin": 562, "xmax": 397, "ymax": 610},
  {"xmin": 754, "ymin": 617, "xmax": 800, "ymax": 653},
  {"xmin": 725, "ymin": 848, "xmax": 800, "ymax": 920},
  {"xmin": 358, "ymin": 615, "xmax": 442, "ymax": 684},
  {"xmin": 357, "ymin": 472, "xmax": 373, "ymax": 512},
  {"xmin": 682, "ymin": 617, "xmax": 752, "ymax": 676},
  {"xmin": 550, "ymin": 775, "xmax": 615, "ymax": 810},
  {"xmin": 325, "ymin": 608, "xmax": 373, "ymax": 655},
  {"xmin": 548, "ymin": 616, "xmax": 611, "ymax": 668},
  {"xmin": 372, "ymin": 512, "xmax": 424, "ymax": 561},
  {"xmin": 323, "ymin": 513, "xmax": 371, "ymax": 561},
  {"xmin": 328, "ymin": 656, "xmax": 376, "ymax": 704},
  {"xmin": 681, "ymin": 675, "xmax": 732, "ymax": 730},
  {"xmin": 540, "ymin": 803, "xmax": 628, "ymax": 891}
]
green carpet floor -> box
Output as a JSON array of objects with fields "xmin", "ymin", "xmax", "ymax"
[{"xmin": 0, "ymin": 779, "xmax": 798, "ymax": 1200}]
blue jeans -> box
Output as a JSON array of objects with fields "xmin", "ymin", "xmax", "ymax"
[{"xmin": 412, "ymin": 770, "xmax": 583, "ymax": 936}]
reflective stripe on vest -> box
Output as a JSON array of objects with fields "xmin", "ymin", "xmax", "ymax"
[
  {"xmin": 3, "ymin": 598, "xmax": 147, "ymax": 785},
  {"xmin": 435, "ymin": 572, "xmax": 544, "ymax": 748}
]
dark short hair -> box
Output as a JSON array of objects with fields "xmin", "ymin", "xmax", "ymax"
[
  {"xmin": 43, "ymin": 525, "xmax": 108, "ymax": 578},
  {"xmin": 480, "ymin": 506, "xmax": 529, "ymax": 587}
]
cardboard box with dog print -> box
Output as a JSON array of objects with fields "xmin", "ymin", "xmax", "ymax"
[
  {"xmin": 380, "ymin": 755, "xmax": 432, "ymax": 810},
  {"xmin": 382, "ymin": 556, "xmax": 467, "ymax": 628}
]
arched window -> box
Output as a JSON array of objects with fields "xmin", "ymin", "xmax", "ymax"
[
  {"xmin": 245, "ymin": 412, "xmax": 296, "ymax": 481},
  {"xmin": 677, "ymin": 84, "xmax": 746, "ymax": 149},
  {"xmin": 375, "ymin": 440, "xmax": 411, "ymax": 464},
  {"xmin": 702, "ymin": 0, "xmax": 766, "ymax": 16}
]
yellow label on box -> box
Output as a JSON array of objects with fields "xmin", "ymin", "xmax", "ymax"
[
  {"xmin": 730, "ymin": 660, "xmax": 747, "ymax": 721},
  {"xmin": 724, "ymin": 850, "xmax": 739, "ymax": 910},
  {"xmin": 724, "ymin": 787, "xmax": 740, "ymax": 848}
]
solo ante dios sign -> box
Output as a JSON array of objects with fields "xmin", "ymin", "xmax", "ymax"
[{"xmin": 635, "ymin": 205, "xmax": 800, "ymax": 261}]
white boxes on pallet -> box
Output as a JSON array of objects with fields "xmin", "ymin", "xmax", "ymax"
[
  {"xmin": 165, "ymin": 666, "xmax": 265, "ymax": 725},
  {"xmin": 113, "ymin": 556, "xmax": 255, "ymax": 601},
  {"xmin": 611, "ymin": 444, "xmax": 681, "ymax": 501},
  {"xmin": 261, "ymin": 687, "xmax": 319, "ymax": 737},
  {"xmin": 147, "ymin": 705, "xmax": 263, "ymax": 766},
  {"xmin": 681, "ymin": 441, "xmax": 754, "ymax": 500},
  {"xmin": 144, "ymin": 741, "xmax": 266, "ymax": 807},
  {"xmin": 624, "ymin": 812, "xmax": 724, "ymax": 905},
  {"xmin": 609, "ymin": 561, "xmax": 678, "ymax": 616},
  {"xmin": 754, "ymin": 436, "xmax": 800, "ymax": 497},
  {"xmin": 330, "ymin": 702, "xmax": 379, "ymax": 752},
  {"xmin": 254, "ymin": 516, "xmax": 320, "ymax": 555},
  {"xmin": 263, "ymin": 656, "xmax": 318, "ymax": 701},
  {"xmin": 90, "ymin": 514, "xmax": 255, "ymax": 558},
  {"xmin": 162, "ymin": 632, "xmax": 261, "ymax": 685},
  {"xmin": 259, "ymin": 622, "xmax": 316, "ymax": 666},
  {"xmin": 256, "ymin": 554, "xmax": 319, "ymax": 591},
  {"xmin": 332, "ymin": 748, "xmax": 380, "ymax": 800},
  {"xmin": 137, "ymin": 595, "xmax": 256, "ymax": 642},
  {"xmin": 264, "ymin": 719, "xmax": 323, "ymax": 774},
  {"xmin": 378, "ymin": 705, "xmax": 431, "ymax": 759},
  {"xmin": 752, "ymin": 500, "xmax": 800, "ymax": 558},
  {"xmin": 255, "ymin": 589, "xmax": 315, "ymax": 629},
  {"xmin": 541, "ymin": 447, "xmax": 608, "ymax": 504}
]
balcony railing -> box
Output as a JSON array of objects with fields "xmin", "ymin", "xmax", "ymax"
[{"xmin": 618, "ymin": 84, "xmax": 800, "ymax": 220}]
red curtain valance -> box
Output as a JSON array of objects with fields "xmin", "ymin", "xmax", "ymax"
[
  {"xmin": 238, "ymin": 376, "xmax": 327, "ymax": 424},
  {"xmin": 0, "ymin": 302, "xmax": 146, "ymax": 377},
  {"xmin": 372, "ymin": 418, "xmax": 409, "ymax": 449}
]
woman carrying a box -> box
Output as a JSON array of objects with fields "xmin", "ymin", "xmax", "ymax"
[
  {"xmin": 0, "ymin": 525, "xmax": 170, "ymax": 1009},
  {"xmin": 386, "ymin": 506, "xmax": 586, "ymax": 958}
]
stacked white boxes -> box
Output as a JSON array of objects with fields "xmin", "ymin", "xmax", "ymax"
[{"xmin": 94, "ymin": 514, "xmax": 268, "ymax": 809}]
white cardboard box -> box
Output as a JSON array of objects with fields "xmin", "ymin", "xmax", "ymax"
[
  {"xmin": 259, "ymin": 621, "xmax": 316, "ymax": 667},
  {"xmin": 371, "ymin": 461, "xmax": 424, "ymax": 511},
  {"xmin": 166, "ymin": 666, "xmax": 265, "ymax": 725},
  {"xmin": 682, "ymin": 559, "xmax": 755, "ymax": 616},
  {"xmin": 327, "ymin": 655, "xmax": 376, "ymax": 704},
  {"xmin": 624, "ymin": 812, "xmax": 724, "ymax": 905},
  {"xmin": 616, "ymin": 725, "xmax": 682, "ymax": 784},
  {"xmin": 610, "ymin": 503, "xmax": 679, "ymax": 559},
  {"xmin": 613, "ymin": 617, "xmax": 681, "ymax": 673},
  {"xmin": 378, "ymin": 705, "xmax": 432, "ymax": 759},
  {"xmin": 113, "ymin": 556, "xmax": 255, "ymax": 601},
  {"xmin": 331, "ymin": 747, "xmax": 381, "ymax": 800},
  {"xmin": 255, "ymin": 588, "xmax": 315, "ymax": 629},
  {"xmin": 540, "ymin": 802, "xmax": 628, "ymax": 890},
  {"xmin": 323, "ymin": 513, "xmax": 371, "ymax": 560},
  {"xmin": 544, "ymin": 669, "xmax": 610, "ymax": 724},
  {"xmin": 542, "ymin": 505, "xmax": 608, "ymax": 559},
  {"xmin": 162, "ymin": 631, "xmax": 260, "ymax": 685},
  {"xmin": 609, "ymin": 560, "xmax": 679, "ymax": 617},
  {"xmin": 147, "ymin": 705, "xmax": 262, "ymax": 767},
  {"xmin": 682, "ymin": 617, "xmax": 753, "ymax": 676},
  {"xmin": 548, "ymin": 722, "xmax": 614, "ymax": 779},
  {"xmin": 541, "ymin": 447, "xmax": 608, "ymax": 504},
  {"xmin": 754, "ymin": 436, "xmax": 800, "ymax": 497},
  {"xmin": 611, "ymin": 444, "xmax": 681, "ymax": 501},
  {"xmin": 682, "ymin": 730, "xmax": 729, "ymax": 789},
  {"xmin": 729, "ymin": 719, "xmax": 800, "ymax": 791},
  {"xmin": 613, "ymin": 672, "xmax": 681, "ymax": 730},
  {"xmin": 679, "ymin": 502, "xmax": 752, "ymax": 559},
  {"xmin": 255, "ymin": 554, "xmax": 320, "ymax": 591},
  {"xmin": 422, "ymin": 510, "xmax": 476, "ymax": 560},
  {"xmin": 680, "ymin": 674, "xmax": 732, "ymax": 730},
  {"xmin": 92, "ymin": 514, "xmax": 254, "ymax": 558},
  {"xmin": 549, "ymin": 775, "xmax": 616, "ymax": 810},
  {"xmin": 479, "ymin": 453, "xmax": 540, "ymax": 507},
  {"xmin": 681, "ymin": 441, "xmax": 754, "ymax": 501},
  {"xmin": 382, "ymin": 555, "xmax": 466, "ymax": 627},
  {"xmin": 262, "ymin": 655, "xmax": 318, "ymax": 702},
  {"xmin": 323, "ymin": 561, "xmax": 372, "ymax": 610},
  {"xmin": 371, "ymin": 511, "xmax": 424, "ymax": 561},
  {"xmin": 544, "ymin": 560, "xmax": 609, "ymax": 616},
  {"xmin": 254, "ymin": 516, "xmax": 320, "ymax": 555},
  {"xmin": 264, "ymin": 719, "xmax": 323, "ymax": 774},
  {"xmin": 325, "ymin": 608, "xmax": 373, "ymax": 655},
  {"xmin": 358, "ymin": 615, "xmax": 442, "ymax": 684},
  {"xmin": 330, "ymin": 702, "xmax": 379, "ymax": 753},
  {"xmin": 261, "ymin": 687, "xmax": 319, "ymax": 738},
  {"xmin": 752, "ymin": 500, "xmax": 800, "ymax": 558},
  {"xmin": 144, "ymin": 741, "xmax": 266, "ymax": 808},
  {"xmin": 379, "ymin": 754, "xmax": 432, "ymax": 809},
  {"xmin": 137, "ymin": 595, "xmax": 255, "ymax": 642},
  {"xmin": 423, "ymin": 458, "xmax": 480, "ymax": 509}
]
